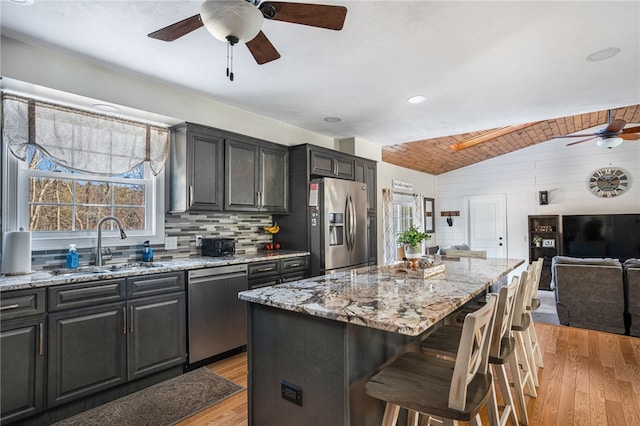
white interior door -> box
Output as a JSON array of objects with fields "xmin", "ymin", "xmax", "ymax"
[{"xmin": 465, "ymin": 194, "xmax": 507, "ymax": 258}]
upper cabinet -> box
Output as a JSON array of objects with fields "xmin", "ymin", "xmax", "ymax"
[
  {"xmin": 225, "ymin": 138, "xmax": 288, "ymax": 213},
  {"xmin": 309, "ymin": 148, "xmax": 355, "ymax": 180},
  {"xmin": 169, "ymin": 123, "xmax": 224, "ymax": 212},
  {"xmin": 170, "ymin": 123, "xmax": 288, "ymax": 213},
  {"xmin": 355, "ymin": 159, "xmax": 377, "ymax": 215}
]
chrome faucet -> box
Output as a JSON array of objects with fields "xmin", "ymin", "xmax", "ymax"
[{"xmin": 96, "ymin": 216, "xmax": 127, "ymax": 266}]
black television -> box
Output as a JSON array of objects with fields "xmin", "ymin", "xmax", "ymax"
[{"xmin": 561, "ymin": 214, "xmax": 640, "ymax": 261}]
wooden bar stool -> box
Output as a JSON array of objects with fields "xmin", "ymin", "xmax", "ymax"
[
  {"xmin": 421, "ymin": 277, "xmax": 528, "ymax": 425},
  {"xmin": 512, "ymin": 267, "xmax": 539, "ymax": 394},
  {"xmin": 526, "ymin": 258, "xmax": 545, "ymax": 369},
  {"xmin": 366, "ymin": 294, "xmax": 498, "ymax": 426}
]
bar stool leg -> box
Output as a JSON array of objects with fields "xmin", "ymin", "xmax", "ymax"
[
  {"xmin": 407, "ymin": 410, "xmax": 420, "ymax": 426},
  {"xmin": 515, "ymin": 331, "xmax": 537, "ymax": 397},
  {"xmin": 493, "ymin": 363, "xmax": 519, "ymax": 426},
  {"xmin": 521, "ymin": 329, "xmax": 540, "ymax": 387},
  {"xmin": 381, "ymin": 403, "xmax": 400, "ymax": 426},
  {"xmin": 508, "ymin": 349, "xmax": 530, "ymax": 425},
  {"xmin": 527, "ymin": 313, "xmax": 544, "ymax": 368}
]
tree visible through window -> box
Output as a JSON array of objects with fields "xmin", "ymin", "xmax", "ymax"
[{"xmin": 27, "ymin": 145, "xmax": 147, "ymax": 232}]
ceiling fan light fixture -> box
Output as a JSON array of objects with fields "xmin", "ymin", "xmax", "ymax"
[
  {"xmin": 200, "ymin": 0, "xmax": 264, "ymax": 44},
  {"xmin": 597, "ymin": 137, "xmax": 624, "ymax": 149}
]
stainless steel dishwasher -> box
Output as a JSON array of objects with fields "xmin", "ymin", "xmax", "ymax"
[{"xmin": 187, "ymin": 264, "xmax": 248, "ymax": 365}]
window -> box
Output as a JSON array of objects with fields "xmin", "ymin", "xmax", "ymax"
[
  {"xmin": 1, "ymin": 94, "xmax": 168, "ymax": 252},
  {"xmin": 3, "ymin": 143, "xmax": 164, "ymax": 250}
]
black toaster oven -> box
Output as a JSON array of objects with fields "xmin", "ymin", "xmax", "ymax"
[{"xmin": 201, "ymin": 238, "xmax": 236, "ymax": 257}]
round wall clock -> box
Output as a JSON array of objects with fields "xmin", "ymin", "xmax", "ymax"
[{"xmin": 588, "ymin": 167, "xmax": 629, "ymax": 197}]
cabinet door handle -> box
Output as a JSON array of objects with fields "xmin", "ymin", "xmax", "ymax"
[
  {"xmin": 257, "ymin": 267, "xmax": 276, "ymax": 272},
  {"xmin": 0, "ymin": 304, "xmax": 20, "ymax": 311},
  {"xmin": 38, "ymin": 322, "xmax": 44, "ymax": 356},
  {"xmin": 122, "ymin": 307, "xmax": 127, "ymax": 334},
  {"xmin": 130, "ymin": 306, "xmax": 134, "ymax": 333},
  {"xmin": 286, "ymin": 263, "xmax": 301, "ymax": 268}
]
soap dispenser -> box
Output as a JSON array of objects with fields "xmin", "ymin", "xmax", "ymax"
[
  {"xmin": 66, "ymin": 244, "xmax": 79, "ymax": 269},
  {"xmin": 142, "ymin": 241, "xmax": 154, "ymax": 262}
]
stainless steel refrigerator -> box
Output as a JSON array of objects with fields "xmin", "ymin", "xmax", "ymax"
[{"xmin": 309, "ymin": 177, "xmax": 368, "ymax": 275}]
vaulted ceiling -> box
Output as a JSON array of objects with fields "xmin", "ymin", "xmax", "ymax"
[{"xmin": 382, "ymin": 105, "xmax": 640, "ymax": 175}]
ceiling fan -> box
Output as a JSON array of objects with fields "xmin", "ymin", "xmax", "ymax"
[
  {"xmin": 553, "ymin": 111, "xmax": 640, "ymax": 149},
  {"xmin": 148, "ymin": 0, "xmax": 347, "ymax": 80}
]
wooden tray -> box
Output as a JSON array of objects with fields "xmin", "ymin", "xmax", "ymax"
[{"xmin": 380, "ymin": 261, "xmax": 445, "ymax": 279}]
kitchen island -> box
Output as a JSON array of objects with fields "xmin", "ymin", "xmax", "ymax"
[{"xmin": 238, "ymin": 256, "xmax": 524, "ymax": 426}]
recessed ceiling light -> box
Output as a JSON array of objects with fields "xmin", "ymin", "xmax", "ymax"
[
  {"xmin": 324, "ymin": 116, "xmax": 341, "ymax": 123},
  {"xmin": 9, "ymin": 0, "xmax": 34, "ymax": 5},
  {"xmin": 407, "ymin": 95, "xmax": 428, "ymax": 104},
  {"xmin": 92, "ymin": 103, "xmax": 120, "ymax": 113},
  {"xmin": 586, "ymin": 47, "xmax": 621, "ymax": 62}
]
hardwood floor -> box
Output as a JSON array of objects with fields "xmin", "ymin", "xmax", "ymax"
[{"xmin": 176, "ymin": 322, "xmax": 640, "ymax": 425}]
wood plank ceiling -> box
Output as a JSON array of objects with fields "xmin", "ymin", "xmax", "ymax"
[{"xmin": 382, "ymin": 105, "xmax": 640, "ymax": 176}]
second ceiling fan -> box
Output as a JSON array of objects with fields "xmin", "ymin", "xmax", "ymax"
[
  {"xmin": 553, "ymin": 110, "xmax": 640, "ymax": 149},
  {"xmin": 148, "ymin": 0, "xmax": 347, "ymax": 80}
]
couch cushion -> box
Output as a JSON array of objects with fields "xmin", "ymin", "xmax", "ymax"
[
  {"xmin": 439, "ymin": 244, "xmax": 470, "ymax": 255},
  {"xmin": 550, "ymin": 256, "xmax": 621, "ymax": 289},
  {"xmin": 623, "ymin": 258, "xmax": 640, "ymax": 269}
]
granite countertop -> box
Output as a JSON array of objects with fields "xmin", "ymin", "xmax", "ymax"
[
  {"xmin": 238, "ymin": 257, "xmax": 524, "ymax": 336},
  {"xmin": 0, "ymin": 250, "xmax": 310, "ymax": 292}
]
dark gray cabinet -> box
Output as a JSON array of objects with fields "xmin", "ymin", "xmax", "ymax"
[
  {"xmin": 1, "ymin": 288, "xmax": 46, "ymax": 424},
  {"xmin": 248, "ymin": 255, "xmax": 310, "ymax": 288},
  {"xmin": 225, "ymin": 137, "xmax": 288, "ymax": 213},
  {"xmin": 310, "ymin": 148, "xmax": 355, "ymax": 180},
  {"xmin": 355, "ymin": 159, "xmax": 377, "ymax": 214},
  {"xmin": 275, "ymin": 145, "xmax": 377, "ymax": 266},
  {"xmin": 46, "ymin": 272, "xmax": 186, "ymax": 408},
  {"xmin": 127, "ymin": 292, "xmax": 186, "ymax": 381},
  {"xmin": 367, "ymin": 214, "xmax": 377, "ymax": 265},
  {"xmin": 47, "ymin": 301, "xmax": 128, "ymax": 407},
  {"xmin": 170, "ymin": 123, "xmax": 224, "ymax": 212}
]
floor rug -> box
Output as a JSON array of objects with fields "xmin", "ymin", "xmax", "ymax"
[
  {"xmin": 53, "ymin": 368, "xmax": 243, "ymax": 426},
  {"xmin": 532, "ymin": 289, "xmax": 560, "ymax": 325}
]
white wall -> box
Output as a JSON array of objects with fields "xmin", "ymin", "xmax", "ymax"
[
  {"xmin": 436, "ymin": 135, "xmax": 640, "ymax": 271},
  {"xmin": 1, "ymin": 36, "xmax": 334, "ymax": 149}
]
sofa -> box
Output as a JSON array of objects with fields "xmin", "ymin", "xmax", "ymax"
[
  {"xmin": 624, "ymin": 258, "xmax": 640, "ymax": 337},
  {"xmin": 551, "ymin": 256, "xmax": 626, "ymax": 334}
]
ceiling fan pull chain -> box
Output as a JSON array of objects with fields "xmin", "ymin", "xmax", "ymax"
[
  {"xmin": 225, "ymin": 35, "xmax": 239, "ymax": 82},
  {"xmin": 226, "ymin": 42, "xmax": 230, "ymax": 79},
  {"xmin": 229, "ymin": 42, "xmax": 234, "ymax": 81}
]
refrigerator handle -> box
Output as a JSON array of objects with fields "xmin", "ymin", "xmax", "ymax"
[
  {"xmin": 348, "ymin": 195, "xmax": 356, "ymax": 251},
  {"xmin": 345, "ymin": 197, "xmax": 352, "ymax": 251}
]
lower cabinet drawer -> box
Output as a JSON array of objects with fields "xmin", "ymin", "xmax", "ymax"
[
  {"xmin": 48, "ymin": 279, "xmax": 126, "ymax": 312},
  {"xmin": 248, "ymin": 260, "xmax": 280, "ymax": 279},
  {"xmin": 281, "ymin": 256, "xmax": 309, "ymax": 274},
  {"xmin": 1, "ymin": 288, "xmax": 46, "ymax": 320}
]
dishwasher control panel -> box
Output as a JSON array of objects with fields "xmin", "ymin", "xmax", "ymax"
[{"xmin": 188, "ymin": 263, "xmax": 247, "ymax": 280}]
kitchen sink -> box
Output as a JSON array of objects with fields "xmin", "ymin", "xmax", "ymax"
[{"xmin": 50, "ymin": 262, "xmax": 165, "ymax": 275}]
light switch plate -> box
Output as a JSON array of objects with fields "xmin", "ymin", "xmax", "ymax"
[{"xmin": 165, "ymin": 236, "xmax": 178, "ymax": 250}]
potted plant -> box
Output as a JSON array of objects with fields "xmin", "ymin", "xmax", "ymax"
[
  {"xmin": 532, "ymin": 235, "xmax": 543, "ymax": 247},
  {"xmin": 397, "ymin": 225, "xmax": 431, "ymax": 264}
]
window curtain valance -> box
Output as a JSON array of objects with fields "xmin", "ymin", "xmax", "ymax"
[{"xmin": 2, "ymin": 94, "xmax": 169, "ymax": 176}]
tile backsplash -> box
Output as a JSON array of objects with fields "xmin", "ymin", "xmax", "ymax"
[{"xmin": 20, "ymin": 212, "xmax": 278, "ymax": 272}]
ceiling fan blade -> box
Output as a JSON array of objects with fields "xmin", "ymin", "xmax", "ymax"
[
  {"xmin": 622, "ymin": 125, "xmax": 640, "ymax": 134},
  {"xmin": 552, "ymin": 134, "xmax": 598, "ymax": 138},
  {"xmin": 260, "ymin": 2, "xmax": 347, "ymax": 30},
  {"xmin": 566, "ymin": 136, "xmax": 598, "ymax": 146},
  {"xmin": 605, "ymin": 119, "xmax": 627, "ymax": 133},
  {"xmin": 620, "ymin": 133, "xmax": 640, "ymax": 140},
  {"xmin": 148, "ymin": 14, "xmax": 203, "ymax": 41},
  {"xmin": 246, "ymin": 31, "xmax": 281, "ymax": 64}
]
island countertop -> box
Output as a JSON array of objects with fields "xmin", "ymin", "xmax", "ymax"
[{"xmin": 238, "ymin": 256, "xmax": 524, "ymax": 336}]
